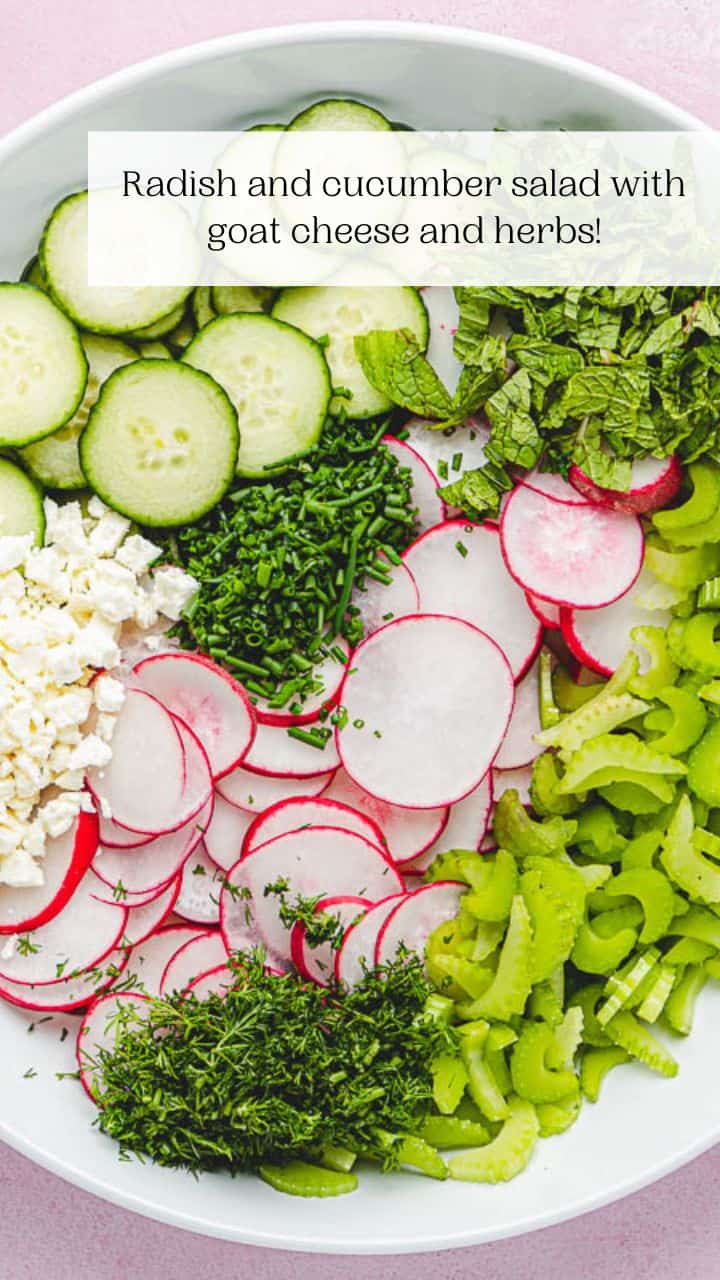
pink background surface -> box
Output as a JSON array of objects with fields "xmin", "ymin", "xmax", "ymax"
[{"xmin": 2, "ymin": 2, "xmax": 720, "ymax": 1276}]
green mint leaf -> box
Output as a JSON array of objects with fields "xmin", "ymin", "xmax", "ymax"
[{"xmin": 354, "ymin": 330, "xmax": 453, "ymax": 419}]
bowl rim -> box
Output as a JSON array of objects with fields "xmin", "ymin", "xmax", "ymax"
[{"xmin": 0, "ymin": 19, "xmax": 714, "ymax": 1253}]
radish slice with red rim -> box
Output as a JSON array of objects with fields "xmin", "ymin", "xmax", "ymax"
[
  {"xmin": 204, "ymin": 792, "xmax": 254, "ymax": 871},
  {"xmin": 526, "ymin": 592, "xmax": 561, "ymax": 630},
  {"xmin": 223, "ymin": 826, "xmax": 403, "ymax": 963},
  {"xmin": 323, "ymin": 768, "xmax": 447, "ymax": 865},
  {"xmin": 520, "ymin": 468, "xmax": 590, "ymax": 506},
  {"xmin": 77, "ymin": 991, "xmax": 151, "ymax": 1100},
  {"xmin": 337, "ymin": 614, "xmax": 514, "ymax": 810},
  {"xmin": 90, "ymin": 869, "xmax": 178, "ymax": 908},
  {"xmin": 569, "ymin": 455, "xmax": 681, "ymax": 514},
  {"xmin": 0, "ymin": 812, "xmax": 98, "ymax": 934},
  {"xmin": 253, "ymin": 642, "xmax": 349, "ymax": 728},
  {"xmin": 220, "ymin": 886, "xmax": 291, "ymax": 971},
  {"xmin": 0, "ymin": 947, "xmax": 127, "ymax": 1014},
  {"xmin": 244, "ymin": 720, "xmax": 341, "ymax": 778},
  {"xmin": 351, "ymin": 554, "xmax": 419, "ymax": 638},
  {"xmin": 131, "ymin": 651, "xmax": 256, "ymax": 780},
  {"xmin": 375, "ymin": 881, "xmax": 466, "ymax": 966},
  {"xmin": 405, "ymin": 772, "xmax": 493, "ymax": 874},
  {"xmin": 0, "ymin": 871, "xmax": 127, "ymax": 986},
  {"xmin": 96, "ymin": 814, "xmax": 153, "ymax": 850},
  {"xmin": 400, "ymin": 416, "xmax": 491, "ymax": 487},
  {"xmin": 560, "ymin": 567, "xmax": 671, "ymax": 677},
  {"xmin": 335, "ymin": 894, "xmax": 407, "ymax": 988},
  {"xmin": 122, "ymin": 923, "xmax": 208, "ymax": 996},
  {"xmin": 403, "ymin": 521, "xmax": 541, "ymax": 679},
  {"xmin": 492, "ymin": 764, "xmax": 534, "ymax": 808},
  {"xmin": 494, "ymin": 651, "xmax": 543, "ymax": 771},
  {"xmin": 217, "ymin": 764, "xmax": 335, "ymax": 813},
  {"xmin": 241, "ymin": 795, "xmax": 386, "ymax": 861},
  {"xmin": 170, "ymin": 714, "xmax": 214, "ymax": 826},
  {"xmin": 174, "ymin": 844, "xmax": 224, "ymax": 926},
  {"xmin": 382, "ymin": 436, "xmax": 445, "ymax": 531},
  {"xmin": 185, "ymin": 964, "xmax": 235, "ymax": 1000},
  {"xmin": 86, "ymin": 688, "xmax": 189, "ymax": 835},
  {"xmin": 291, "ymin": 894, "xmax": 370, "ymax": 986},
  {"xmin": 92, "ymin": 794, "xmax": 213, "ymax": 897},
  {"xmin": 122, "ymin": 879, "xmax": 181, "ymax": 946},
  {"xmin": 160, "ymin": 929, "xmax": 229, "ymax": 995},
  {"xmin": 500, "ymin": 485, "xmax": 644, "ymax": 609}
]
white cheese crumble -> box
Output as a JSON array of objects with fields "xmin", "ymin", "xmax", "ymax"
[{"xmin": 0, "ymin": 497, "xmax": 198, "ymax": 887}]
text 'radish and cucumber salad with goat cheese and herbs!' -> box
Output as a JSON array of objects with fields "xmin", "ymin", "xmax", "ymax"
[{"xmin": 3, "ymin": 96, "xmax": 720, "ymax": 1198}]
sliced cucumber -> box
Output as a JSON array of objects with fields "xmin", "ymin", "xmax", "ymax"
[
  {"xmin": 247, "ymin": 123, "xmax": 285, "ymax": 132},
  {"xmin": 183, "ymin": 314, "xmax": 331, "ymax": 478},
  {"xmin": 20, "ymin": 257, "xmax": 48, "ymax": 291},
  {"xmin": 0, "ymin": 458, "xmax": 45, "ymax": 542},
  {"xmin": 192, "ymin": 286, "xmax": 216, "ymax": 330},
  {"xmin": 80, "ymin": 360, "xmax": 238, "ymax": 526},
  {"xmin": 131, "ymin": 301, "xmax": 187, "ymax": 340},
  {"xmin": 0, "ymin": 283, "xmax": 87, "ymax": 445},
  {"xmin": 211, "ymin": 285, "xmax": 275, "ymax": 315},
  {"xmin": 165, "ymin": 307, "xmax": 196, "ymax": 353},
  {"xmin": 137, "ymin": 340, "xmax": 172, "ymax": 360},
  {"xmin": 289, "ymin": 99, "xmax": 392, "ymax": 131},
  {"xmin": 272, "ymin": 286, "xmax": 428, "ymax": 418},
  {"xmin": 19, "ymin": 334, "xmax": 136, "ymax": 489},
  {"xmin": 41, "ymin": 191, "xmax": 191, "ymax": 336}
]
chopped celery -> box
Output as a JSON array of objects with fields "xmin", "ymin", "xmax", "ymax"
[
  {"xmin": 605, "ymin": 1010, "xmax": 678, "ymax": 1077},
  {"xmin": 259, "ymin": 1161, "xmax": 358, "ymax": 1197},
  {"xmin": 628, "ymin": 627, "xmax": 679, "ymax": 700},
  {"xmin": 419, "ymin": 1116, "xmax": 489, "ymax": 1149},
  {"xmin": 580, "ymin": 1047, "xmax": 631, "ymax": 1102},
  {"xmin": 448, "ymin": 1096, "xmax": 539, "ymax": 1184},
  {"xmin": 664, "ymin": 965, "xmax": 708, "ymax": 1036}
]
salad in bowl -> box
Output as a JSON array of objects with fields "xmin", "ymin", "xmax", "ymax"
[{"xmin": 2, "ymin": 95, "xmax": 720, "ymax": 1202}]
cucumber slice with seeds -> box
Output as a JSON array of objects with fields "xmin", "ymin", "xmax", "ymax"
[
  {"xmin": 272, "ymin": 286, "xmax": 428, "ymax": 418},
  {"xmin": 183, "ymin": 313, "xmax": 330, "ymax": 477},
  {"xmin": 131, "ymin": 301, "xmax": 187, "ymax": 340},
  {"xmin": 80, "ymin": 360, "xmax": 238, "ymax": 526},
  {"xmin": 19, "ymin": 333, "xmax": 136, "ymax": 489},
  {"xmin": 137, "ymin": 340, "xmax": 172, "ymax": 360},
  {"xmin": 0, "ymin": 283, "xmax": 87, "ymax": 445},
  {"xmin": 289, "ymin": 99, "xmax": 392, "ymax": 131},
  {"xmin": 41, "ymin": 191, "xmax": 191, "ymax": 336},
  {"xmin": 0, "ymin": 458, "xmax": 45, "ymax": 542},
  {"xmin": 211, "ymin": 285, "xmax": 275, "ymax": 315},
  {"xmin": 192, "ymin": 287, "xmax": 216, "ymax": 330}
]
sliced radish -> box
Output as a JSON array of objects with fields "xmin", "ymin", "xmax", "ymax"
[
  {"xmin": 403, "ymin": 521, "xmax": 541, "ymax": 679},
  {"xmin": 253, "ymin": 642, "xmax": 349, "ymax": 728},
  {"xmin": 521, "ymin": 468, "xmax": 590, "ymax": 506},
  {"xmin": 86, "ymin": 689, "xmax": 189, "ymax": 835},
  {"xmin": 131, "ymin": 651, "xmax": 256, "ymax": 780},
  {"xmin": 422, "ymin": 285, "xmax": 462, "ymax": 394},
  {"xmin": 352, "ymin": 555, "xmax": 419, "ymax": 638},
  {"xmin": 97, "ymin": 814, "xmax": 153, "ymax": 850},
  {"xmin": 376, "ymin": 881, "xmax": 466, "ymax": 966},
  {"xmin": 494, "ymin": 651, "xmax": 543, "ymax": 771},
  {"xmin": 219, "ymin": 880, "xmax": 291, "ymax": 971},
  {"xmin": 224, "ymin": 826, "xmax": 403, "ymax": 962},
  {"xmin": 0, "ymin": 947, "xmax": 127, "ymax": 1014},
  {"xmin": 500, "ymin": 485, "xmax": 644, "ymax": 608},
  {"xmin": 0, "ymin": 871, "xmax": 127, "ymax": 986},
  {"xmin": 383, "ymin": 436, "xmax": 445, "ymax": 531},
  {"xmin": 335, "ymin": 894, "xmax": 407, "ymax": 988},
  {"xmin": 122, "ymin": 923, "xmax": 208, "ymax": 996},
  {"xmin": 90, "ymin": 868, "xmax": 177, "ymax": 908},
  {"xmin": 122, "ymin": 879, "xmax": 180, "ymax": 946},
  {"xmin": 337, "ymin": 614, "xmax": 514, "ymax": 809},
  {"xmin": 217, "ymin": 764, "xmax": 335, "ymax": 813},
  {"xmin": 404, "ymin": 772, "xmax": 493, "ymax": 874},
  {"xmin": 160, "ymin": 930, "xmax": 228, "ymax": 994},
  {"xmin": 242, "ymin": 795, "xmax": 385, "ymax": 861},
  {"xmin": 92, "ymin": 794, "xmax": 212, "ymax": 897},
  {"xmin": 323, "ymin": 768, "xmax": 447, "ymax": 865},
  {"xmin": 244, "ymin": 720, "xmax": 340, "ymax": 778},
  {"xmin": 0, "ymin": 812, "xmax": 99, "ymax": 934},
  {"xmin": 170, "ymin": 714, "xmax": 214, "ymax": 826},
  {"xmin": 526, "ymin": 592, "xmax": 561, "ymax": 630},
  {"xmin": 174, "ymin": 844, "xmax": 223, "ymax": 925},
  {"xmin": 561, "ymin": 567, "xmax": 672, "ymax": 677},
  {"xmin": 77, "ymin": 991, "xmax": 151, "ymax": 1101},
  {"xmin": 185, "ymin": 964, "xmax": 235, "ymax": 1000},
  {"xmin": 493, "ymin": 763, "xmax": 533, "ymax": 807},
  {"xmin": 569, "ymin": 455, "xmax": 682, "ymax": 514},
  {"xmin": 401, "ymin": 416, "xmax": 490, "ymax": 486},
  {"xmin": 291, "ymin": 894, "xmax": 370, "ymax": 986},
  {"xmin": 204, "ymin": 792, "xmax": 254, "ymax": 871}
]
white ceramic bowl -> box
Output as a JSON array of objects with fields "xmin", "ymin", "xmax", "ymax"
[{"xmin": 0, "ymin": 21, "xmax": 715, "ymax": 1254}]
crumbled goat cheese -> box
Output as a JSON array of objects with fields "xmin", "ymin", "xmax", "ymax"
[{"xmin": 0, "ymin": 497, "xmax": 197, "ymax": 887}]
